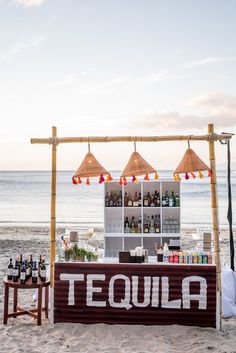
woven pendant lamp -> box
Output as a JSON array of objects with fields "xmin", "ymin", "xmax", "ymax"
[
  {"xmin": 120, "ymin": 142, "xmax": 158, "ymax": 184},
  {"xmin": 173, "ymin": 142, "xmax": 212, "ymax": 181},
  {"xmin": 72, "ymin": 143, "xmax": 112, "ymax": 185}
]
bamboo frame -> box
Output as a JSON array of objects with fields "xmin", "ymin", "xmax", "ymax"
[
  {"xmin": 50, "ymin": 127, "xmax": 57, "ymax": 287},
  {"xmin": 208, "ymin": 123, "xmax": 222, "ymax": 329},
  {"xmin": 31, "ymin": 125, "xmax": 233, "ymax": 328}
]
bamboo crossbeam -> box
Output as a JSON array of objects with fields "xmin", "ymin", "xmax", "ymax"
[{"xmin": 31, "ymin": 133, "xmax": 233, "ymax": 145}]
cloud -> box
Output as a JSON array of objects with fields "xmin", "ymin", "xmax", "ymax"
[
  {"xmin": 148, "ymin": 70, "xmax": 184, "ymax": 82},
  {"xmin": 181, "ymin": 56, "xmax": 236, "ymax": 69},
  {"xmin": 0, "ymin": 35, "xmax": 45, "ymax": 59},
  {"xmin": 11, "ymin": 0, "xmax": 47, "ymax": 7},
  {"xmin": 130, "ymin": 93, "xmax": 236, "ymax": 131}
]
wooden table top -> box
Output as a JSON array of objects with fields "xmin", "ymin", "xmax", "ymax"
[{"xmin": 3, "ymin": 277, "xmax": 50, "ymax": 289}]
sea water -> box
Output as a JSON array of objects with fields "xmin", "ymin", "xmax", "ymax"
[{"xmin": 0, "ymin": 170, "xmax": 235, "ymax": 228}]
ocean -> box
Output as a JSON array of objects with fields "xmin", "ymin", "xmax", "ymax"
[{"xmin": 0, "ymin": 170, "xmax": 235, "ymax": 228}]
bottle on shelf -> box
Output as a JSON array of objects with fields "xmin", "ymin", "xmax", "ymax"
[
  {"xmin": 165, "ymin": 191, "xmax": 169, "ymax": 207},
  {"xmin": 124, "ymin": 217, "xmax": 131, "ymax": 233},
  {"xmin": 40, "ymin": 260, "xmax": 46, "ymax": 281},
  {"xmin": 127, "ymin": 194, "xmax": 133, "ymax": 207},
  {"xmin": 20, "ymin": 263, "xmax": 26, "ymax": 284},
  {"xmin": 133, "ymin": 192, "xmax": 139, "ymax": 207},
  {"xmin": 7, "ymin": 258, "xmax": 14, "ymax": 280},
  {"xmin": 169, "ymin": 191, "xmax": 174, "ymax": 207},
  {"xmin": 138, "ymin": 193, "xmax": 142, "ymax": 207},
  {"xmin": 143, "ymin": 193, "xmax": 149, "ymax": 207},
  {"xmin": 118, "ymin": 191, "xmax": 122, "ymax": 207},
  {"xmin": 149, "ymin": 216, "xmax": 155, "ymax": 233},
  {"xmin": 138, "ymin": 216, "xmax": 142, "ymax": 233},
  {"xmin": 105, "ymin": 192, "xmax": 109, "ymax": 207},
  {"xmin": 154, "ymin": 214, "xmax": 161, "ymax": 233},
  {"xmin": 109, "ymin": 191, "xmax": 114, "ymax": 207},
  {"xmin": 13, "ymin": 261, "xmax": 19, "ymax": 282},
  {"xmin": 175, "ymin": 193, "xmax": 180, "ymax": 207},
  {"xmin": 150, "ymin": 195, "xmax": 155, "ymax": 207},
  {"xmin": 163, "ymin": 243, "xmax": 169, "ymax": 263},
  {"xmin": 162, "ymin": 193, "xmax": 166, "ymax": 207},
  {"xmin": 124, "ymin": 192, "xmax": 128, "ymax": 207},
  {"xmin": 32, "ymin": 261, "xmax": 38, "ymax": 283}
]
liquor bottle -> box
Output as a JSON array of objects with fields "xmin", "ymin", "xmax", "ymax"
[
  {"xmin": 143, "ymin": 193, "xmax": 149, "ymax": 207},
  {"xmin": 20, "ymin": 263, "xmax": 26, "ymax": 284},
  {"xmin": 162, "ymin": 193, "xmax": 166, "ymax": 207},
  {"xmin": 113, "ymin": 192, "xmax": 117, "ymax": 207},
  {"xmin": 133, "ymin": 192, "xmax": 139, "ymax": 207},
  {"xmin": 154, "ymin": 215, "xmax": 160, "ymax": 233},
  {"xmin": 26, "ymin": 260, "xmax": 31, "ymax": 280},
  {"xmin": 118, "ymin": 191, "xmax": 122, "ymax": 207},
  {"xmin": 131, "ymin": 217, "xmax": 135, "ymax": 233},
  {"xmin": 143, "ymin": 222, "xmax": 149, "ymax": 233},
  {"xmin": 40, "ymin": 260, "xmax": 46, "ymax": 281},
  {"xmin": 109, "ymin": 191, "xmax": 114, "ymax": 207},
  {"xmin": 13, "ymin": 261, "xmax": 19, "ymax": 282},
  {"xmin": 138, "ymin": 216, "xmax": 142, "ymax": 233},
  {"xmin": 156, "ymin": 192, "xmax": 160, "ymax": 207},
  {"xmin": 30, "ymin": 254, "xmax": 33, "ymax": 276},
  {"xmin": 7, "ymin": 258, "xmax": 14, "ymax": 280},
  {"xmin": 128, "ymin": 195, "xmax": 133, "ymax": 207},
  {"xmin": 124, "ymin": 192, "xmax": 128, "ymax": 207},
  {"xmin": 105, "ymin": 192, "xmax": 109, "ymax": 207},
  {"xmin": 149, "ymin": 216, "xmax": 155, "ymax": 233},
  {"xmin": 32, "ymin": 261, "xmax": 38, "ymax": 283},
  {"xmin": 150, "ymin": 195, "xmax": 155, "ymax": 207},
  {"xmin": 169, "ymin": 191, "xmax": 174, "ymax": 207},
  {"xmin": 124, "ymin": 217, "xmax": 130, "ymax": 233},
  {"xmin": 138, "ymin": 192, "xmax": 142, "ymax": 207},
  {"xmin": 154, "ymin": 191, "xmax": 158, "ymax": 206},
  {"xmin": 38, "ymin": 255, "xmax": 42, "ymax": 278},
  {"xmin": 147, "ymin": 192, "xmax": 151, "ymax": 206},
  {"xmin": 165, "ymin": 191, "xmax": 169, "ymax": 207},
  {"xmin": 175, "ymin": 193, "xmax": 180, "ymax": 207}
]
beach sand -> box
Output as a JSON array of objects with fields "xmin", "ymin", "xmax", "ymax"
[{"xmin": 0, "ymin": 226, "xmax": 236, "ymax": 353}]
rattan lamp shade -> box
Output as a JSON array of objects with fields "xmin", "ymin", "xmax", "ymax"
[
  {"xmin": 121, "ymin": 151, "xmax": 156, "ymax": 178},
  {"xmin": 73, "ymin": 152, "xmax": 109, "ymax": 178},
  {"xmin": 174, "ymin": 148, "xmax": 210, "ymax": 174}
]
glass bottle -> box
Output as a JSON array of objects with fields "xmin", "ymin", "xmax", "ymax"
[
  {"xmin": 13, "ymin": 261, "xmax": 19, "ymax": 282},
  {"xmin": 32, "ymin": 261, "xmax": 38, "ymax": 283},
  {"xmin": 20, "ymin": 263, "xmax": 26, "ymax": 284},
  {"xmin": 40, "ymin": 260, "xmax": 46, "ymax": 281},
  {"xmin": 7, "ymin": 258, "xmax": 13, "ymax": 280}
]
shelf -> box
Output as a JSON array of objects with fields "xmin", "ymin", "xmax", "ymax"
[
  {"xmin": 104, "ymin": 233, "xmax": 180, "ymax": 238},
  {"xmin": 105, "ymin": 207, "xmax": 123, "ymax": 209}
]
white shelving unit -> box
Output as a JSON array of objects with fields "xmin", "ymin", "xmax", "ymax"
[{"xmin": 104, "ymin": 180, "xmax": 181, "ymax": 256}]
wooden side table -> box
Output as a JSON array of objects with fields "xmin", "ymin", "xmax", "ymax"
[{"xmin": 3, "ymin": 277, "xmax": 50, "ymax": 325}]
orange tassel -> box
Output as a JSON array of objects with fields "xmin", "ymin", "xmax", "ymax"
[
  {"xmin": 78, "ymin": 177, "xmax": 82, "ymax": 184},
  {"xmin": 132, "ymin": 175, "xmax": 136, "ymax": 182},
  {"xmin": 134, "ymin": 176, "xmax": 139, "ymax": 184},
  {"xmin": 185, "ymin": 172, "xmax": 190, "ymax": 180},
  {"xmin": 177, "ymin": 174, "xmax": 181, "ymax": 181},
  {"xmin": 154, "ymin": 171, "xmax": 159, "ymax": 180},
  {"xmin": 144, "ymin": 173, "xmax": 149, "ymax": 181},
  {"xmin": 191, "ymin": 172, "xmax": 196, "ymax": 179},
  {"xmin": 108, "ymin": 174, "xmax": 113, "ymax": 181},
  {"xmin": 106, "ymin": 174, "xmax": 110, "ymax": 182},
  {"xmin": 119, "ymin": 177, "xmax": 123, "ymax": 185},
  {"xmin": 208, "ymin": 170, "xmax": 213, "ymax": 177},
  {"xmin": 86, "ymin": 178, "xmax": 90, "ymax": 185},
  {"xmin": 199, "ymin": 171, "xmax": 204, "ymax": 179},
  {"xmin": 123, "ymin": 177, "xmax": 127, "ymax": 186}
]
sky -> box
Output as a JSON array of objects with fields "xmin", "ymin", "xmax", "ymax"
[{"xmin": 0, "ymin": 0, "xmax": 235, "ymax": 171}]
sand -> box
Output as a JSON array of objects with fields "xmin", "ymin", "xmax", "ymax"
[{"xmin": 0, "ymin": 226, "xmax": 236, "ymax": 353}]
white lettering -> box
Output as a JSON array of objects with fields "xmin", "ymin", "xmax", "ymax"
[
  {"xmin": 86, "ymin": 274, "xmax": 106, "ymax": 307},
  {"xmin": 161, "ymin": 277, "xmax": 181, "ymax": 309},
  {"xmin": 132, "ymin": 276, "xmax": 151, "ymax": 307},
  {"xmin": 182, "ymin": 276, "xmax": 207, "ymax": 309},
  {"xmin": 60, "ymin": 273, "xmax": 84, "ymax": 306},
  {"xmin": 109, "ymin": 275, "xmax": 132, "ymax": 310},
  {"xmin": 151, "ymin": 277, "xmax": 159, "ymax": 307}
]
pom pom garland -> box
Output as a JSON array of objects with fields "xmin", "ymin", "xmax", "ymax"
[
  {"xmin": 185, "ymin": 172, "xmax": 190, "ymax": 180},
  {"xmin": 86, "ymin": 178, "xmax": 90, "ymax": 185},
  {"xmin": 144, "ymin": 173, "xmax": 149, "ymax": 181},
  {"xmin": 99, "ymin": 174, "xmax": 105, "ymax": 184},
  {"xmin": 154, "ymin": 171, "xmax": 159, "ymax": 180}
]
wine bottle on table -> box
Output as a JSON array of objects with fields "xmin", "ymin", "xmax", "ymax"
[
  {"xmin": 32, "ymin": 261, "xmax": 38, "ymax": 283},
  {"xmin": 20, "ymin": 264, "xmax": 26, "ymax": 284},
  {"xmin": 13, "ymin": 261, "xmax": 19, "ymax": 282},
  {"xmin": 7, "ymin": 258, "xmax": 13, "ymax": 280},
  {"xmin": 38, "ymin": 255, "xmax": 42, "ymax": 278},
  {"xmin": 40, "ymin": 260, "xmax": 46, "ymax": 281}
]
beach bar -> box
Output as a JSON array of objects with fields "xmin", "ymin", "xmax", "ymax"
[{"xmin": 31, "ymin": 124, "xmax": 233, "ymax": 329}]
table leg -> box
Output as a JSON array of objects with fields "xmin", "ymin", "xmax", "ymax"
[
  {"xmin": 37, "ymin": 285, "xmax": 42, "ymax": 325},
  {"xmin": 45, "ymin": 286, "xmax": 49, "ymax": 319},
  {"xmin": 3, "ymin": 284, "xmax": 9, "ymax": 325},
  {"xmin": 13, "ymin": 287, "xmax": 18, "ymax": 318}
]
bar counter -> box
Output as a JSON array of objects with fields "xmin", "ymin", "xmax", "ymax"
[{"xmin": 53, "ymin": 260, "xmax": 217, "ymax": 328}]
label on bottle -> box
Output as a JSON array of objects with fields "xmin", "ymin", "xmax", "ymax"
[
  {"xmin": 133, "ymin": 201, "xmax": 138, "ymax": 207},
  {"xmin": 20, "ymin": 272, "xmax": 26, "ymax": 280},
  {"xmin": 128, "ymin": 200, "xmax": 133, "ymax": 207},
  {"xmin": 40, "ymin": 270, "xmax": 46, "ymax": 278},
  {"xmin": 32, "ymin": 270, "xmax": 38, "ymax": 278},
  {"xmin": 13, "ymin": 269, "xmax": 18, "ymax": 277},
  {"xmin": 144, "ymin": 200, "xmax": 149, "ymax": 207},
  {"xmin": 8, "ymin": 268, "xmax": 13, "ymax": 276},
  {"xmin": 27, "ymin": 268, "xmax": 30, "ymax": 276}
]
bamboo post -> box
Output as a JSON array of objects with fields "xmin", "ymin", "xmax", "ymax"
[
  {"xmin": 208, "ymin": 123, "xmax": 222, "ymax": 329},
  {"xmin": 50, "ymin": 127, "xmax": 57, "ymax": 287}
]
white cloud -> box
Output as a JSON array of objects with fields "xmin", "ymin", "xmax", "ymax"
[
  {"xmin": 0, "ymin": 35, "xmax": 45, "ymax": 59},
  {"xmin": 181, "ymin": 56, "xmax": 236, "ymax": 69},
  {"xmin": 11, "ymin": 0, "xmax": 47, "ymax": 7},
  {"xmin": 130, "ymin": 93, "xmax": 236, "ymax": 131},
  {"xmin": 148, "ymin": 70, "xmax": 184, "ymax": 82}
]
